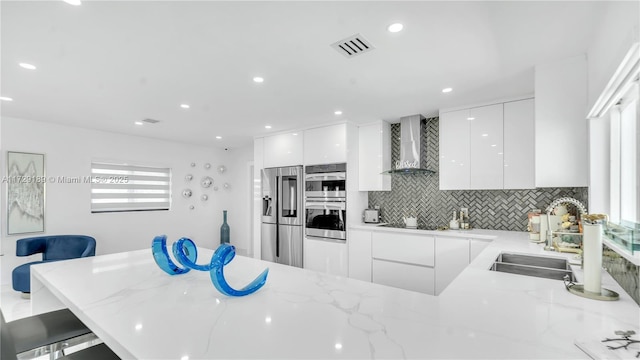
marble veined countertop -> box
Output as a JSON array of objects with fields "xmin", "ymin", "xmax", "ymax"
[{"xmin": 31, "ymin": 228, "xmax": 639, "ymax": 359}]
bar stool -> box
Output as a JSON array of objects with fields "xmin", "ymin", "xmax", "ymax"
[{"xmin": 1, "ymin": 308, "xmax": 119, "ymax": 359}]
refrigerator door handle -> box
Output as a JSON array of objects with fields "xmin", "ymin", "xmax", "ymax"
[{"xmin": 275, "ymin": 175, "xmax": 280, "ymax": 258}]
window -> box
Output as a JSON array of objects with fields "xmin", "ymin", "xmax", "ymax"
[
  {"xmin": 588, "ymin": 43, "xmax": 639, "ymax": 225},
  {"xmin": 90, "ymin": 162, "xmax": 171, "ymax": 213}
]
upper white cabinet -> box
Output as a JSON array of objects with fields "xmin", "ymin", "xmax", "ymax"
[
  {"xmin": 439, "ymin": 109, "xmax": 471, "ymax": 189},
  {"xmin": 358, "ymin": 121, "xmax": 391, "ymax": 191},
  {"xmin": 504, "ymin": 99, "xmax": 535, "ymax": 189},
  {"xmin": 263, "ymin": 132, "xmax": 303, "ymax": 168},
  {"xmin": 439, "ymin": 98, "xmax": 534, "ymax": 190},
  {"xmin": 469, "ymin": 104, "xmax": 504, "ymax": 190},
  {"xmin": 304, "ymin": 124, "xmax": 347, "ymax": 165},
  {"xmin": 535, "ymin": 55, "xmax": 588, "ymax": 187}
]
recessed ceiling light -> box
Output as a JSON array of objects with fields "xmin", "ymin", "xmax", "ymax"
[
  {"xmin": 334, "ymin": 110, "xmax": 343, "ymax": 115},
  {"xmin": 292, "ymin": 133, "xmax": 298, "ymax": 136},
  {"xmin": 481, "ymin": 134, "xmax": 488, "ymax": 137},
  {"xmin": 265, "ymin": 125, "xmax": 272, "ymax": 129},
  {"xmin": 388, "ymin": 23, "xmax": 404, "ymax": 33},
  {"xmin": 180, "ymin": 104, "xmax": 190, "ymax": 109},
  {"xmin": 215, "ymin": 136, "xmax": 222, "ymax": 140},
  {"xmin": 134, "ymin": 121, "xmax": 144, "ymax": 126},
  {"xmin": 491, "ymin": 144, "xmax": 497, "ymax": 147},
  {"xmin": 253, "ymin": 77, "xmax": 264, "ymax": 83},
  {"xmin": 0, "ymin": 96, "xmax": 14, "ymax": 102},
  {"xmin": 63, "ymin": 0, "xmax": 82, "ymax": 5},
  {"xmin": 442, "ymin": 88, "xmax": 453, "ymax": 93},
  {"xmin": 19, "ymin": 63, "xmax": 36, "ymax": 70},
  {"xmin": 467, "ymin": 117, "xmax": 475, "ymax": 120}
]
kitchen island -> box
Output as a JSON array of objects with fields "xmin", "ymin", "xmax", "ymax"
[{"xmin": 31, "ymin": 230, "xmax": 638, "ymax": 359}]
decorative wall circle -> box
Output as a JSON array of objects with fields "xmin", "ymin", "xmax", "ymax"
[
  {"xmin": 201, "ymin": 176, "xmax": 214, "ymax": 188},
  {"xmin": 204, "ymin": 163, "xmax": 211, "ymax": 170},
  {"xmin": 190, "ymin": 162, "xmax": 196, "ymax": 167},
  {"xmin": 217, "ymin": 165, "xmax": 226, "ymax": 174},
  {"xmin": 223, "ymin": 183, "xmax": 230, "ymax": 190},
  {"xmin": 201, "ymin": 194, "xmax": 209, "ymax": 201},
  {"xmin": 213, "ymin": 186, "xmax": 219, "ymax": 191},
  {"xmin": 185, "ymin": 174, "xmax": 193, "ymax": 182},
  {"xmin": 182, "ymin": 189, "xmax": 193, "ymax": 198},
  {"xmin": 189, "ymin": 205, "xmax": 195, "ymax": 210}
]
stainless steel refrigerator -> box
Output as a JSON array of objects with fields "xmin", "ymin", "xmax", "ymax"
[{"xmin": 261, "ymin": 166, "xmax": 303, "ymax": 267}]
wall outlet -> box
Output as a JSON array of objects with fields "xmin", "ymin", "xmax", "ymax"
[{"xmin": 461, "ymin": 207, "xmax": 469, "ymax": 217}]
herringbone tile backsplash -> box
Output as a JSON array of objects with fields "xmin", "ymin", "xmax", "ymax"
[{"xmin": 368, "ymin": 119, "xmax": 588, "ymax": 231}]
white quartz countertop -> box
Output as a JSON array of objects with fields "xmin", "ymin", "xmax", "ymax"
[{"xmin": 31, "ymin": 228, "xmax": 639, "ymax": 359}]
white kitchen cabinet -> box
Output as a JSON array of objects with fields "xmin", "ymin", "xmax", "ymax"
[
  {"xmin": 303, "ymin": 124, "xmax": 347, "ymax": 165},
  {"xmin": 263, "ymin": 132, "xmax": 304, "ymax": 168},
  {"xmin": 469, "ymin": 104, "xmax": 504, "ymax": 190},
  {"xmin": 372, "ymin": 259, "xmax": 435, "ymax": 295},
  {"xmin": 535, "ymin": 54, "xmax": 588, "ymax": 187},
  {"xmin": 435, "ymin": 237, "xmax": 469, "ymax": 295},
  {"xmin": 358, "ymin": 121, "xmax": 391, "ymax": 191},
  {"xmin": 372, "ymin": 232, "xmax": 435, "ymax": 266},
  {"xmin": 303, "ymin": 237, "xmax": 348, "ymax": 277},
  {"xmin": 439, "ymin": 98, "xmax": 534, "ymax": 190},
  {"xmin": 504, "ymin": 99, "xmax": 535, "ymax": 189},
  {"xmin": 371, "ymin": 232, "xmax": 435, "ymax": 295},
  {"xmin": 439, "ymin": 109, "xmax": 470, "ymax": 190},
  {"xmin": 348, "ymin": 229, "xmax": 372, "ymax": 281},
  {"xmin": 470, "ymin": 238, "xmax": 490, "ymax": 262}
]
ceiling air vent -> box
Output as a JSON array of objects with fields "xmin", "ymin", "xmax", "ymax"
[
  {"xmin": 330, "ymin": 33, "xmax": 375, "ymax": 58},
  {"xmin": 142, "ymin": 118, "xmax": 160, "ymax": 124}
]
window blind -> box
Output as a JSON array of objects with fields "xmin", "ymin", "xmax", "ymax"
[{"xmin": 90, "ymin": 162, "xmax": 171, "ymax": 213}]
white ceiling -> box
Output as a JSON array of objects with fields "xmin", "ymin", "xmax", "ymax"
[{"xmin": 1, "ymin": 1, "xmax": 605, "ymax": 149}]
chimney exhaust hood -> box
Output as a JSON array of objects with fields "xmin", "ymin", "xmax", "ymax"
[{"xmin": 382, "ymin": 114, "xmax": 435, "ymax": 175}]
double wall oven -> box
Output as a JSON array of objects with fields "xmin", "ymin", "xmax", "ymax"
[{"xmin": 304, "ymin": 163, "xmax": 346, "ymax": 241}]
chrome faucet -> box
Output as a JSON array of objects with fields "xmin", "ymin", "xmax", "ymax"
[{"xmin": 544, "ymin": 197, "xmax": 587, "ymax": 251}]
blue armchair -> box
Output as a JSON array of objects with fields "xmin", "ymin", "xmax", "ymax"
[{"xmin": 12, "ymin": 235, "xmax": 96, "ymax": 295}]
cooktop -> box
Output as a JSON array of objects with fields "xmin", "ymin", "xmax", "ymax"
[{"xmin": 378, "ymin": 223, "xmax": 440, "ymax": 231}]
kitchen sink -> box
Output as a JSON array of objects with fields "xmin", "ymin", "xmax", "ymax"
[{"xmin": 489, "ymin": 252, "xmax": 576, "ymax": 281}]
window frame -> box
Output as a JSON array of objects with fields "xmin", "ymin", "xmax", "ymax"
[{"xmin": 90, "ymin": 161, "xmax": 172, "ymax": 213}]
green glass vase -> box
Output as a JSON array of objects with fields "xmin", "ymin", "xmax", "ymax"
[{"xmin": 220, "ymin": 210, "xmax": 230, "ymax": 244}]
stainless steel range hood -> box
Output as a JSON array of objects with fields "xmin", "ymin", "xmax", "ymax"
[{"xmin": 382, "ymin": 114, "xmax": 435, "ymax": 175}]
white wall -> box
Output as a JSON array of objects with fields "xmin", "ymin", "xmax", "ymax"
[
  {"xmin": 587, "ymin": 1, "xmax": 640, "ymax": 111},
  {"xmin": 534, "ymin": 54, "xmax": 588, "ymax": 187},
  {"xmin": 0, "ymin": 117, "xmax": 247, "ymax": 285},
  {"xmin": 218, "ymin": 145, "xmax": 254, "ymax": 256}
]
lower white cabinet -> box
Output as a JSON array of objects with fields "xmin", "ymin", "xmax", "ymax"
[
  {"xmin": 347, "ymin": 229, "xmax": 494, "ymax": 295},
  {"xmin": 435, "ymin": 237, "xmax": 470, "ymax": 295},
  {"xmin": 470, "ymin": 239, "xmax": 491, "ymax": 262},
  {"xmin": 371, "ymin": 232, "xmax": 435, "ymax": 295},
  {"xmin": 371, "ymin": 232, "xmax": 435, "ymax": 266},
  {"xmin": 303, "ymin": 237, "xmax": 348, "ymax": 277},
  {"xmin": 372, "ymin": 259, "xmax": 435, "ymax": 295},
  {"xmin": 348, "ymin": 229, "xmax": 372, "ymax": 281}
]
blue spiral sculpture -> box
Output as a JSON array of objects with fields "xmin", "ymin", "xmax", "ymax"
[{"xmin": 151, "ymin": 235, "xmax": 269, "ymax": 297}]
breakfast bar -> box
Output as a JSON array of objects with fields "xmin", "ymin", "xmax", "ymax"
[{"xmin": 30, "ymin": 231, "xmax": 638, "ymax": 359}]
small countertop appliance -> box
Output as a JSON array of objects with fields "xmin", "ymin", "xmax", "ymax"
[{"xmin": 363, "ymin": 209, "xmax": 380, "ymax": 223}]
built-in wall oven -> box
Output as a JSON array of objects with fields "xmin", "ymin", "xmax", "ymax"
[{"xmin": 304, "ymin": 163, "xmax": 346, "ymax": 241}]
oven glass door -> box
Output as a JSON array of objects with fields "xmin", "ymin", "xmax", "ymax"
[
  {"xmin": 305, "ymin": 172, "xmax": 346, "ymax": 198},
  {"xmin": 305, "ymin": 201, "xmax": 346, "ymax": 240}
]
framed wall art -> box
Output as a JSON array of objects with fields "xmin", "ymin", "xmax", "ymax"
[{"xmin": 7, "ymin": 151, "xmax": 45, "ymax": 235}]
